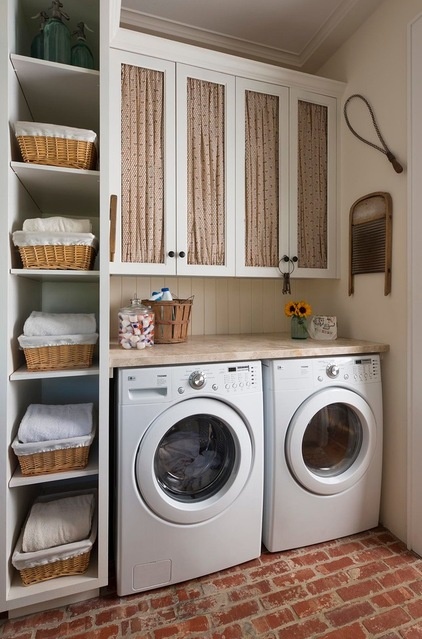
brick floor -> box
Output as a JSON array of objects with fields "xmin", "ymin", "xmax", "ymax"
[{"xmin": 2, "ymin": 527, "xmax": 422, "ymax": 638}]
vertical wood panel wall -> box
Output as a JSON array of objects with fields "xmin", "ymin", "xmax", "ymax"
[{"xmin": 110, "ymin": 276, "xmax": 288, "ymax": 338}]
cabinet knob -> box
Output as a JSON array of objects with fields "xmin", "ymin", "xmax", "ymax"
[
  {"xmin": 168, "ymin": 251, "xmax": 175, "ymax": 258},
  {"xmin": 178, "ymin": 251, "xmax": 186, "ymax": 258},
  {"xmin": 292, "ymin": 256, "xmax": 298, "ymax": 263}
]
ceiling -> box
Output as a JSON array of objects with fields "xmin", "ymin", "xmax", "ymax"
[{"xmin": 120, "ymin": 0, "xmax": 384, "ymax": 73}]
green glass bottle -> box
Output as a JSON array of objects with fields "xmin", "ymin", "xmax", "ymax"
[
  {"xmin": 30, "ymin": 11, "xmax": 49, "ymax": 60},
  {"xmin": 71, "ymin": 22, "xmax": 94, "ymax": 70},
  {"xmin": 43, "ymin": 0, "xmax": 71, "ymax": 65}
]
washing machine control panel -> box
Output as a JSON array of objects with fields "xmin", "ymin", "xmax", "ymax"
[{"xmin": 179, "ymin": 362, "xmax": 261, "ymax": 395}]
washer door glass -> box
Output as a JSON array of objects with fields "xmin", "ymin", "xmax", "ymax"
[
  {"xmin": 135, "ymin": 397, "xmax": 253, "ymax": 524},
  {"xmin": 286, "ymin": 387, "xmax": 378, "ymax": 495},
  {"xmin": 154, "ymin": 415, "xmax": 236, "ymax": 502}
]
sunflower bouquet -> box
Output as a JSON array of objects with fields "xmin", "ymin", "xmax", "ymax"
[{"xmin": 284, "ymin": 301, "xmax": 312, "ymax": 319}]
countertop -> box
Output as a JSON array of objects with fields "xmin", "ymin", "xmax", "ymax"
[{"xmin": 110, "ymin": 333, "xmax": 389, "ymax": 369}]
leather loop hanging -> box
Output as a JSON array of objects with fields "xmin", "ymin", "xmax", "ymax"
[{"xmin": 344, "ymin": 94, "xmax": 404, "ymax": 174}]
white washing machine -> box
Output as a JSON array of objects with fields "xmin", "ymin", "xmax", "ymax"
[
  {"xmin": 115, "ymin": 361, "xmax": 264, "ymax": 596},
  {"xmin": 262, "ymin": 355, "xmax": 383, "ymax": 552}
]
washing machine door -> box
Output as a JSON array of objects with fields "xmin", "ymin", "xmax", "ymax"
[
  {"xmin": 285, "ymin": 387, "xmax": 377, "ymax": 495},
  {"xmin": 135, "ymin": 397, "xmax": 253, "ymax": 524}
]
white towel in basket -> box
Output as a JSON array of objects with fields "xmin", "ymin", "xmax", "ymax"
[
  {"xmin": 12, "ymin": 231, "xmax": 98, "ymax": 248},
  {"xmin": 22, "ymin": 493, "xmax": 95, "ymax": 553},
  {"xmin": 23, "ymin": 311, "xmax": 97, "ymax": 336},
  {"xmin": 22, "ymin": 217, "xmax": 92, "ymax": 233},
  {"xmin": 17, "ymin": 403, "xmax": 94, "ymax": 443}
]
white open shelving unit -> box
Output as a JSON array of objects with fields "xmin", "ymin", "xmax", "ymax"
[{"xmin": 1, "ymin": 0, "xmax": 110, "ymax": 616}]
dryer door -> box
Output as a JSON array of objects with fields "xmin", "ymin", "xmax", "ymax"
[
  {"xmin": 135, "ymin": 397, "xmax": 253, "ymax": 524},
  {"xmin": 285, "ymin": 387, "xmax": 378, "ymax": 495}
]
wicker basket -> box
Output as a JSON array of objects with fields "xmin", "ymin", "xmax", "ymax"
[
  {"xmin": 16, "ymin": 135, "xmax": 97, "ymax": 170},
  {"xmin": 18, "ymin": 244, "xmax": 96, "ymax": 270},
  {"xmin": 142, "ymin": 298, "xmax": 193, "ymax": 344},
  {"xmin": 15, "ymin": 443, "xmax": 92, "ymax": 477},
  {"xmin": 23, "ymin": 344, "xmax": 95, "ymax": 371},
  {"xmin": 12, "ymin": 490, "xmax": 97, "ymax": 585},
  {"xmin": 19, "ymin": 550, "xmax": 92, "ymax": 586}
]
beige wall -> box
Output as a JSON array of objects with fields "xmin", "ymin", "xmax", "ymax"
[
  {"xmin": 317, "ymin": 0, "xmax": 422, "ymax": 541},
  {"xmin": 111, "ymin": 0, "xmax": 422, "ymax": 543}
]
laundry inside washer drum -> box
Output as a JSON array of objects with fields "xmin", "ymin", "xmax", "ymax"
[{"xmin": 154, "ymin": 415, "xmax": 236, "ymax": 501}]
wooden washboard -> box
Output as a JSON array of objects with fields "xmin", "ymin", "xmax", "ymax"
[{"xmin": 349, "ymin": 192, "xmax": 392, "ymax": 296}]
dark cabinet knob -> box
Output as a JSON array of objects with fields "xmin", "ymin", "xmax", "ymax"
[
  {"xmin": 179, "ymin": 251, "xmax": 186, "ymax": 258},
  {"xmin": 168, "ymin": 251, "xmax": 175, "ymax": 258}
]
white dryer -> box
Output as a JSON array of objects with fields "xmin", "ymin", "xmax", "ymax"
[
  {"xmin": 262, "ymin": 355, "xmax": 383, "ymax": 552},
  {"xmin": 115, "ymin": 361, "xmax": 263, "ymax": 596}
]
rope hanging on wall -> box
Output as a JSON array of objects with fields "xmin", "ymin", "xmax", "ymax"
[{"xmin": 343, "ymin": 94, "xmax": 403, "ymax": 174}]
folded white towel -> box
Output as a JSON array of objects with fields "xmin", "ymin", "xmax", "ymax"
[
  {"xmin": 22, "ymin": 217, "xmax": 92, "ymax": 233},
  {"xmin": 12, "ymin": 231, "xmax": 98, "ymax": 248},
  {"xmin": 14, "ymin": 121, "xmax": 97, "ymax": 144},
  {"xmin": 23, "ymin": 311, "xmax": 97, "ymax": 336},
  {"xmin": 18, "ymin": 333, "xmax": 98, "ymax": 348},
  {"xmin": 17, "ymin": 403, "xmax": 94, "ymax": 443},
  {"xmin": 22, "ymin": 494, "xmax": 95, "ymax": 552}
]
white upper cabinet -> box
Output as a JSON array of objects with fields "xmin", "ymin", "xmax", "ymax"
[
  {"xmin": 109, "ymin": 51, "xmax": 236, "ymax": 276},
  {"xmin": 108, "ymin": 31, "xmax": 344, "ymax": 279}
]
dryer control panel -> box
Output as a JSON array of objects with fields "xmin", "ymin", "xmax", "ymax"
[{"xmin": 314, "ymin": 356, "xmax": 381, "ymax": 384}]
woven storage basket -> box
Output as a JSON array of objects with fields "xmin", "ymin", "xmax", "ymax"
[
  {"xmin": 12, "ymin": 490, "xmax": 97, "ymax": 585},
  {"xmin": 15, "ymin": 442, "xmax": 92, "ymax": 476},
  {"xmin": 142, "ymin": 298, "xmax": 193, "ymax": 344},
  {"xmin": 24, "ymin": 344, "xmax": 95, "ymax": 371},
  {"xmin": 18, "ymin": 244, "xmax": 96, "ymax": 270},
  {"xmin": 19, "ymin": 550, "xmax": 92, "ymax": 586},
  {"xmin": 16, "ymin": 135, "xmax": 97, "ymax": 170}
]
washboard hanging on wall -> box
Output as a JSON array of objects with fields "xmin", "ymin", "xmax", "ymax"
[{"xmin": 349, "ymin": 191, "xmax": 392, "ymax": 296}]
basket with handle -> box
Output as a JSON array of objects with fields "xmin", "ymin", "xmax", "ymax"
[{"xmin": 142, "ymin": 297, "xmax": 193, "ymax": 344}]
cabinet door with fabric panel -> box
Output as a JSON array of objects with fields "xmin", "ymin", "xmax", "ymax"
[
  {"xmin": 109, "ymin": 51, "xmax": 236, "ymax": 276},
  {"xmin": 235, "ymin": 77, "xmax": 289, "ymax": 277},
  {"xmin": 289, "ymin": 88, "xmax": 338, "ymax": 278}
]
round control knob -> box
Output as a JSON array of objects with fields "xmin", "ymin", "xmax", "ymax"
[
  {"xmin": 326, "ymin": 364, "xmax": 340, "ymax": 379},
  {"xmin": 189, "ymin": 371, "xmax": 206, "ymax": 389}
]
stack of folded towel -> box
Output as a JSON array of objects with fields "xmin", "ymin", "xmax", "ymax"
[
  {"xmin": 16, "ymin": 403, "xmax": 94, "ymax": 443},
  {"xmin": 12, "ymin": 216, "xmax": 98, "ymax": 250},
  {"xmin": 18, "ymin": 311, "xmax": 98, "ymax": 349}
]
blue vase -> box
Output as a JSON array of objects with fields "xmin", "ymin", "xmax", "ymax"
[
  {"xmin": 291, "ymin": 316, "xmax": 308, "ymax": 339},
  {"xmin": 30, "ymin": 11, "xmax": 49, "ymax": 60}
]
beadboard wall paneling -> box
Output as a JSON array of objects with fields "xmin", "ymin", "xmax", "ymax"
[{"xmin": 110, "ymin": 276, "xmax": 288, "ymax": 339}]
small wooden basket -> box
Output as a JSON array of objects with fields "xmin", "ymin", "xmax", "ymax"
[
  {"xmin": 18, "ymin": 244, "xmax": 96, "ymax": 270},
  {"xmin": 24, "ymin": 344, "xmax": 95, "ymax": 371},
  {"xmin": 16, "ymin": 135, "xmax": 97, "ymax": 170},
  {"xmin": 19, "ymin": 550, "xmax": 92, "ymax": 586},
  {"xmin": 142, "ymin": 298, "xmax": 193, "ymax": 344}
]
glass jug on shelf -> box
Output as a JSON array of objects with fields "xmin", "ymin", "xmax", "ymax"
[
  {"xmin": 71, "ymin": 22, "xmax": 94, "ymax": 69},
  {"xmin": 43, "ymin": 0, "xmax": 71, "ymax": 65}
]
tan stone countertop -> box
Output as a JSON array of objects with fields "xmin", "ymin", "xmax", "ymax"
[{"xmin": 110, "ymin": 333, "xmax": 389, "ymax": 369}]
